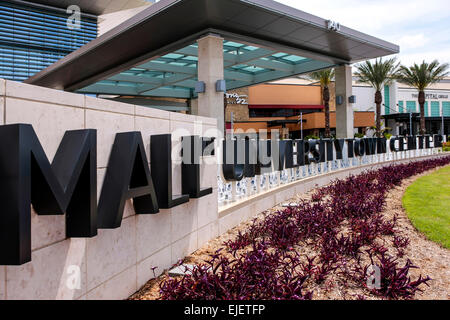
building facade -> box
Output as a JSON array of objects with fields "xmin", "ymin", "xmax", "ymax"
[
  {"xmin": 227, "ymin": 81, "xmax": 375, "ymax": 139},
  {"xmin": 0, "ymin": 0, "xmax": 154, "ymax": 81},
  {"xmin": 353, "ymin": 80, "xmax": 450, "ymax": 136},
  {"xmin": 0, "ymin": 0, "xmax": 97, "ymax": 81}
]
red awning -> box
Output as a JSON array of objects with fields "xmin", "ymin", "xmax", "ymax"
[{"xmin": 248, "ymin": 104, "xmax": 324, "ymax": 109}]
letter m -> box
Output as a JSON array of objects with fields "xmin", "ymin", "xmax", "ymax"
[{"xmin": 0, "ymin": 124, "xmax": 97, "ymax": 265}]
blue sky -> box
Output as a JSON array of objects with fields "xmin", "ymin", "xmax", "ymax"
[{"xmin": 278, "ymin": 0, "xmax": 450, "ymax": 66}]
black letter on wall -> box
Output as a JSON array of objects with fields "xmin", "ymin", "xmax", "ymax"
[
  {"xmin": 151, "ymin": 134, "xmax": 189, "ymax": 209},
  {"xmin": 98, "ymin": 132, "xmax": 159, "ymax": 229},
  {"xmin": 181, "ymin": 136, "xmax": 213, "ymax": 198},
  {"xmin": 334, "ymin": 139, "xmax": 345, "ymax": 160},
  {"xmin": 0, "ymin": 124, "xmax": 97, "ymax": 265},
  {"xmin": 223, "ymin": 139, "xmax": 245, "ymax": 181}
]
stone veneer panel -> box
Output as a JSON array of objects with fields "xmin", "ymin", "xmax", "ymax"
[
  {"xmin": 6, "ymin": 239, "xmax": 87, "ymax": 300},
  {"xmin": 31, "ymin": 208, "xmax": 65, "ymax": 251},
  {"xmin": 0, "ymin": 97, "xmax": 3, "ymax": 126},
  {"xmin": 6, "ymin": 80, "xmax": 84, "ymax": 108},
  {"xmin": 198, "ymin": 222, "xmax": 219, "ymax": 248},
  {"xmin": 136, "ymin": 246, "xmax": 172, "ymax": 289},
  {"xmin": 86, "ymin": 266, "xmax": 137, "ymax": 300},
  {"xmin": 135, "ymin": 115, "xmax": 170, "ymax": 163},
  {"xmin": 197, "ymin": 189, "xmax": 219, "ymax": 228},
  {"xmin": 0, "ymin": 266, "xmax": 5, "ymax": 300},
  {"xmin": 171, "ymin": 231, "xmax": 198, "ymax": 265},
  {"xmin": 97, "ymin": 168, "xmax": 135, "ymax": 219},
  {"xmin": 5, "ymin": 97, "xmax": 85, "ymax": 250},
  {"xmin": 5, "ymin": 97, "xmax": 84, "ymax": 160},
  {"xmin": 135, "ymin": 105, "xmax": 171, "ymax": 120},
  {"xmin": 85, "ymin": 96, "xmax": 134, "ymax": 115},
  {"xmin": 170, "ymin": 201, "xmax": 199, "ymax": 243},
  {"xmin": 0, "ymin": 78, "xmax": 5, "ymax": 96},
  {"xmin": 85, "ymin": 109, "xmax": 135, "ymax": 168},
  {"xmin": 136, "ymin": 209, "xmax": 172, "ymax": 262},
  {"xmin": 86, "ymin": 216, "xmax": 136, "ymax": 291}
]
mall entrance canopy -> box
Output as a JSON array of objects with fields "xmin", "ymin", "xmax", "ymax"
[{"xmin": 26, "ymin": 0, "xmax": 399, "ymax": 137}]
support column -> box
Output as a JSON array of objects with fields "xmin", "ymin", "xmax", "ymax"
[
  {"xmin": 389, "ymin": 80, "xmax": 398, "ymax": 112},
  {"xmin": 196, "ymin": 34, "xmax": 224, "ymax": 135},
  {"xmin": 335, "ymin": 64, "xmax": 354, "ymax": 139}
]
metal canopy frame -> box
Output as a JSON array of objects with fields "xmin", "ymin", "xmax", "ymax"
[{"xmin": 77, "ymin": 39, "xmax": 334, "ymax": 98}]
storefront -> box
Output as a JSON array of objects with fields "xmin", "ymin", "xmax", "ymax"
[
  {"xmin": 226, "ymin": 82, "xmax": 375, "ymax": 138},
  {"xmin": 354, "ymin": 81, "xmax": 450, "ymax": 136}
]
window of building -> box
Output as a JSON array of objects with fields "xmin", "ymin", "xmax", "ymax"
[
  {"xmin": 249, "ymin": 108, "xmax": 300, "ymax": 118},
  {"xmin": 384, "ymin": 85, "xmax": 390, "ymax": 115},
  {"xmin": 0, "ymin": 2, "xmax": 97, "ymax": 81},
  {"xmin": 398, "ymin": 101, "xmax": 404, "ymax": 113},
  {"xmin": 443, "ymin": 101, "xmax": 450, "ymax": 116},
  {"xmin": 406, "ymin": 101, "xmax": 416, "ymax": 113},
  {"xmin": 431, "ymin": 101, "xmax": 440, "ymax": 117}
]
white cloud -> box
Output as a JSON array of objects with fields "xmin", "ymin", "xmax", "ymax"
[
  {"xmin": 396, "ymin": 33, "xmax": 430, "ymax": 50},
  {"xmin": 399, "ymin": 48, "xmax": 450, "ymax": 66}
]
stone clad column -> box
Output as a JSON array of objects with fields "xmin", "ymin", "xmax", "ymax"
[
  {"xmin": 196, "ymin": 34, "xmax": 225, "ymax": 135},
  {"xmin": 335, "ymin": 64, "xmax": 354, "ymax": 138},
  {"xmin": 389, "ymin": 80, "xmax": 399, "ymax": 134}
]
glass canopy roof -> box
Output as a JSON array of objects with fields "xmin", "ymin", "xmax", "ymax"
[{"xmin": 77, "ymin": 40, "xmax": 334, "ymax": 99}]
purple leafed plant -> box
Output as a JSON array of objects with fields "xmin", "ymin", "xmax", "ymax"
[
  {"xmin": 362, "ymin": 251, "xmax": 431, "ymax": 299},
  {"xmin": 160, "ymin": 242, "xmax": 313, "ymax": 300}
]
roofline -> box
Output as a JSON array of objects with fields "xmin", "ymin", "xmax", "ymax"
[
  {"xmin": 242, "ymin": 0, "xmax": 399, "ymax": 53},
  {"xmin": 25, "ymin": 0, "xmax": 399, "ymax": 91}
]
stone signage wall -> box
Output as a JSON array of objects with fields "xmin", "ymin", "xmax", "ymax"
[{"xmin": 0, "ymin": 79, "xmax": 218, "ymax": 300}]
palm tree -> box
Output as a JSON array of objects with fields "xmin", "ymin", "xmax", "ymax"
[
  {"xmin": 309, "ymin": 69, "xmax": 334, "ymax": 138},
  {"xmin": 396, "ymin": 60, "xmax": 449, "ymax": 135},
  {"xmin": 355, "ymin": 58, "xmax": 399, "ymax": 138}
]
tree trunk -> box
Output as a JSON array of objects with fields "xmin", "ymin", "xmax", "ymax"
[
  {"xmin": 418, "ymin": 90, "xmax": 426, "ymax": 135},
  {"xmin": 323, "ymin": 86, "xmax": 330, "ymax": 138},
  {"xmin": 375, "ymin": 90, "xmax": 382, "ymax": 138}
]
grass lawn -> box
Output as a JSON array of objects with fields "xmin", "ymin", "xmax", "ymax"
[{"xmin": 403, "ymin": 165, "xmax": 450, "ymax": 249}]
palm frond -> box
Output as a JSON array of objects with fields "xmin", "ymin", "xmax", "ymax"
[
  {"xmin": 396, "ymin": 60, "xmax": 450, "ymax": 91},
  {"xmin": 308, "ymin": 68, "xmax": 335, "ymax": 87},
  {"xmin": 354, "ymin": 57, "xmax": 399, "ymax": 91}
]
